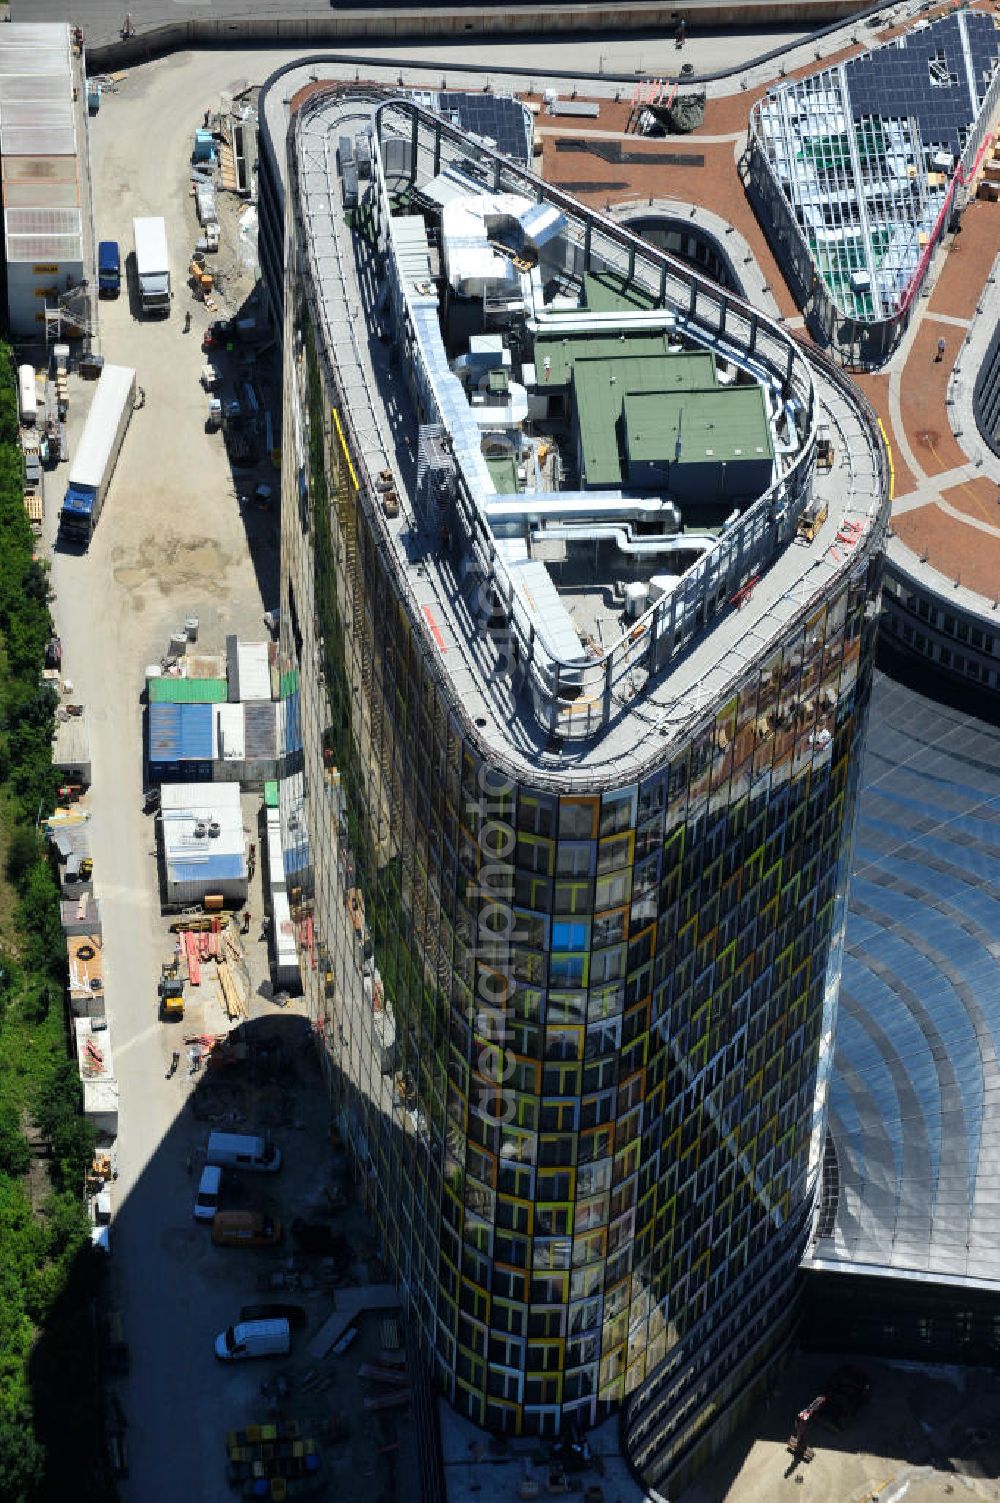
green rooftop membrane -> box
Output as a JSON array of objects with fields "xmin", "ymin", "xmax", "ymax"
[
  {"xmin": 573, "ymin": 365, "xmax": 772, "ymax": 495},
  {"xmin": 569, "ymin": 349, "xmax": 717, "ymax": 487},
  {"xmin": 624, "ymin": 386, "xmax": 774, "ymax": 467},
  {"xmin": 533, "ymin": 330, "xmax": 702, "ymax": 390},
  {"xmin": 582, "ymin": 269, "xmax": 659, "ymax": 314}
]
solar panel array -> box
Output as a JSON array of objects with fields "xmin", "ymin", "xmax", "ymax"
[
  {"xmin": 436, "ymin": 92, "xmax": 532, "ymax": 164},
  {"xmin": 846, "ymin": 11, "xmax": 1000, "ymax": 158}
]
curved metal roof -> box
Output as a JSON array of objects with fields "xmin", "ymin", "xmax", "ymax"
[{"xmin": 812, "ymin": 671, "xmax": 1000, "ymax": 1286}]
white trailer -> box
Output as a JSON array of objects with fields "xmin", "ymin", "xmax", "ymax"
[
  {"xmin": 59, "ymin": 364, "xmax": 136, "ymax": 545},
  {"xmin": 133, "ymin": 215, "xmax": 171, "ymax": 316}
]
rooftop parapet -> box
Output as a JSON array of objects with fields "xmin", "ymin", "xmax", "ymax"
[{"xmin": 292, "ymin": 89, "xmax": 890, "ymax": 772}]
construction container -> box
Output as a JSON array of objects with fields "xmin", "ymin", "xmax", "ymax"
[
  {"xmin": 50, "ymin": 820, "xmax": 93, "ymax": 897},
  {"xmin": 193, "ymin": 129, "xmax": 214, "ymax": 163},
  {"xmin": 83, "ymin": 1078, "xmax": 119, "ymax": 1139},
  {"xmin": 53, "ymin": 707, "xmax": 92, "ymax": 786},
  {"xmin": 243, "ymin": 700, "xmax": 278, "ymax": 787},
  {"xmin": 266, "ymin": 805, "xmax": 285, "ymax": 895},
  {"xmin": 227, "ymin": 636, "xmax": 272, "ymax": 702},
  {"xmin": 159, "ymin": 781, "xmax": 247, "ymax": 908},
  {"xmin": 61, "ymin": 892, "xmax": 101, "ymax": 936},
  {"xmin": 68, "ymin": 932, "xmax": 104, "ymax": 1020},
  {"xmin": 213, "ymin": 701, "xmax": 244, "ymax": 783},
  {"xmin": 147, "ymin": 701, "xmax": 215, "ymax": 781},
  {"xmin": 148, "ymin": 675, "xmax": 228, "ymax": 704},
  {"xmin": 271, "ymin": 888, "xmax": 300, "ymax": 989}
]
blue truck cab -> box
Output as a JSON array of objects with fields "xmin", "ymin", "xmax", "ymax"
[
  {"xmin": 97, "ymin": 240, "xmax": 120, "ymax": 297},
  {"xmin": 59, "ymin": 484, "xmax": 98, "ymax": 544}
]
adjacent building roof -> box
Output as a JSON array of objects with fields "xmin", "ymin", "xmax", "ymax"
[
  {"xmin": 751, "ymin": 11, "xmax": 1000, "ymax": 326},
  {"xmin": 0, "ymin": 23, "xmax": 83, "ymax": 264}
]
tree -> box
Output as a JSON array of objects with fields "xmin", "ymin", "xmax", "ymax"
[
  {"xmin": 0, "ymin": 1411, "xmax": 43, "ymax": 1502},
  {"xmin": 5, "ymin": 828, "xmax": 38, "ymax": 886},
  {"xmin": 0, "ymin": 1105, "xmax": 30, "ymax": 1178}
]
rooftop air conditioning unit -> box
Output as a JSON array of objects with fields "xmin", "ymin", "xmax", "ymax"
[
  {"xmin": 208, "ymin": 821, "xmax": 221, "ymax": 838},
  {"xmin": 194, "ymin": 822, "xmax": 208, "ymax": 839}
]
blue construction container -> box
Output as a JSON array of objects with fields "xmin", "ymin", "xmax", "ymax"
[{"xmin": 148, "ymin": 701, "xmax": 215, "ymax": 780}]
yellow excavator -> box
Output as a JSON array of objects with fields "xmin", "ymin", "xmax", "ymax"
[{"xmin": 158, "ymin": 958, "xmax": 185, "ymax": 1021}]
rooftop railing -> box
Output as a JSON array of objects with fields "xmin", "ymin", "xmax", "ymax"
[
  {"xmin": 371, "ymin": 99, "xmax": 821, "ymax": 740},
  {"xmin": 293, "ymin": 88, "xmax": 889, "ymax": 781}
]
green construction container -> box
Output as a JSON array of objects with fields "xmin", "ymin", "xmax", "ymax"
[
  {"xmin": 264, "ymin": 780, "xmax": 280, "ymax": 808},
  {"xmin": 147, "ymin": 676, "xmax": 229, "ymax": 704}
]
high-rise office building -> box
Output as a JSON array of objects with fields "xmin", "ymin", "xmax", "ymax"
[{"xmin": 264, "ymin": 80, "xmax": 890, "ymax": 1493}]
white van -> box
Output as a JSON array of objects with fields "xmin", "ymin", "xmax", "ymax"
[
  {"xmin": 214, "ymin": 1317, "xmax": 290, "ymax": 1362},
  {"xmin": 193, "ymin": 1163, "xmax": 222, "ymax": 1221},
  {"xmin": 205, "ymin": 1131, "xmax": 282, "ymax": 1173}
]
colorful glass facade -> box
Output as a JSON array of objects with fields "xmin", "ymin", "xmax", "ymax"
[{"xmin": 272, "ymin": 84, "xmax": 889, "ymax": 1496}]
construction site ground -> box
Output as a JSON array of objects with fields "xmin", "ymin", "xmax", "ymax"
[
  {"xmin": 681, "ymin": 1351, "xmax": 1000, "ymax": 1503},
  {"xmin": 27, "ymin": 38, "xmax": 434, "ymax": 1503}
]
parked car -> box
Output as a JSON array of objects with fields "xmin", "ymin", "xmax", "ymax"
[
  {"xmin": 238, "ymin": 1302, "xmax": 308, "ymax": 1330},
  {"xmin": 211, "ymin": 1211, "xmax": 282, "ymax": 1248},
  {"xmin": 194, "ymin": 1164, "xmax": 222, "ymax": 1222},
  {"xmin": 215, "ymin": 1317, "xmax": 290, "ymax": 1362}
]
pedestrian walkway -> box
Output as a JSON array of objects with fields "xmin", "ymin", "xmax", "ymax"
[{"xmin": 867, "ymin": 207, "xmax": 1000, "ymax": 605}]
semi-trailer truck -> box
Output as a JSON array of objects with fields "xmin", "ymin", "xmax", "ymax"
[
  {"xmin": 59, "ymin": 365, "xmax": 136, "ymax": 546},
  {"xmin": 133, "ymin": 216, "xmax": 170, "ymax": 316}
]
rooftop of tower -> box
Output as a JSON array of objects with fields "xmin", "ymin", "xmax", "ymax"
[{"xmin": 284, "ymin": 83, "xmax": 890, "ymax": 785}]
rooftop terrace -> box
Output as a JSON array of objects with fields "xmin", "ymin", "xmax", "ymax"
[{"xmin": 291, "ymin": 87, "xmax": 889, "ymax": 781}]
